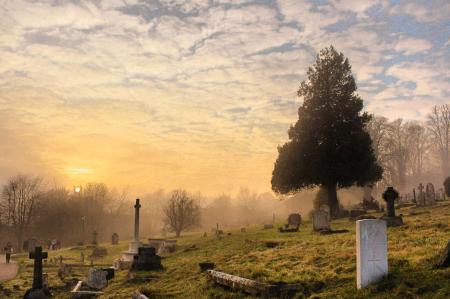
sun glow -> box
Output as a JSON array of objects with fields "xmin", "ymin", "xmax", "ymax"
[{"xmin": 64, "ymin": 168, "xmax": 90, "ymax": 175}]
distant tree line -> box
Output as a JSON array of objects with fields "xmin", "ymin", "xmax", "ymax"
[
  {"xmin": 366, "ymin": 105, "xmax": 449, "ymax": 192},
  {"xmin": 0, "ymin": 178, "xmax": 132, "ymax": 251}
]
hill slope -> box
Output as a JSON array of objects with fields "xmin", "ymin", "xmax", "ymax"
[{"xmin": 3, "ymin": 202, "xmax": 450, "ymax": 298}]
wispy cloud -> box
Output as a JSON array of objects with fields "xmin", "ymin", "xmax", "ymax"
[{"xmin": 0, "ymin": 0, "xmax": 448, "ymax": 194}]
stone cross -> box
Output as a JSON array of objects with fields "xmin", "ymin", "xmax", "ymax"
[
  {"xmin": 356, "ymin": 219, "xmax": 388, "ymax": 289},
  {"xmin": 29, "ymin": 246, "xmax": 48, "ymax": 290},
  {"xmin": 134, "ymin": 198, "xmax": 141, "ymax": 242},
  {"xmin": 382, "ymin": 187, "xmax": 398, "ymax": 218}
]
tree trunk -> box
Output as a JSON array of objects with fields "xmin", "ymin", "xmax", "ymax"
[
  {"xmin": 175, "ymin": 230, "xmax": 181, "ymax": 238},
  {"xmin": 442, "ymin": 153, "xmax": 449, "ymax": 179},
  {"xmin": 326, "ymin": 183, "xmax": 339, "ymax": 218}
]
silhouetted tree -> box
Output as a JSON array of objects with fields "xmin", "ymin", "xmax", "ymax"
[
  {"xmin": 0, "ymin": 175, "xmax": 44, "ymax": 251},
  {"xmin": 163, "ymin": 189, "xmax": 200, "ymax": 237},
  {"xmin": 271, "ymin": 46, "xmax": 382, "ymax": 218}
]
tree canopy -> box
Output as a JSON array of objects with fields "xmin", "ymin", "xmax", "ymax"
[{"xmin": 271, "ymin": 46, "xmax": 382, "ymax": 216}]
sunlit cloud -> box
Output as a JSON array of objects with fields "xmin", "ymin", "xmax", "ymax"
[{"xmin": 0, "ymin": 0, "xmax": 448, "ymax": 195}]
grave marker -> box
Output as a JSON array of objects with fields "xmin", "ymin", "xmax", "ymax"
[
  {"xmin": 356, "ymin": 219, "xmax": 388, "ymax": 289},
  {"xmin": 122, "ymin": 198, "xmax": 142, "ymax": 262},
  {"xmin": 312, "ymin": 211, "xmax": 330, "ymax": 231},
  {"xmin": 24, "ymin": 246, "xmax": 50, "ymax": 298}
]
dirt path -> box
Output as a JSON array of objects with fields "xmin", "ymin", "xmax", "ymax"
[{"xmin": 0, "ymin": 254, "xmax": 19, "ymax": 281}]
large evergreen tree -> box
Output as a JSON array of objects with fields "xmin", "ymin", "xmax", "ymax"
[{"xmin": 271, "ymin": 46, "xmax": 382, "ymax": 218}]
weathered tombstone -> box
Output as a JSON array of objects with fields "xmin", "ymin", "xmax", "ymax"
[
  {"xmin": 24, "ymin": 246, "xmax": 51, "ymax": 299},
  {"xmin": 160, "ymin": 239, "xmax": 177, "ymax": 254},
  {"xmin": 57, "ymin": 262, "xmax": 71, "ymax": 280},
  {"xmin": 122, "ymin": 198, "xmax": 142, "ymax": 262},
  {"xmin": 263, "ymin": 224, "xmax": 274, "ymax": 229},
  {"xmin": 241, "ymin": 227, "xmax": 246, "ymax": 233},
  {"xmin": 425, "ymin": 183, "xmax": 436, "ymax": 205},
  {"xmin": 86, "ymin": 268, "xmax": 108, "ymax": 290},
  {"xmin": 130, "ymin": 246, "xmax": 162, "ymax": 271},
  {"xmin": 356, "ymin": 219, "xmax": 388, "ymax": 289},
  {"xmin": 111, "ymin": 233, "xmax": 119, "ymax": 245},
  {"xmin": 92, "ymin": 230, "xmax": 98, "ymax": 245},
  {"xmin": 312, "ymin": 211, "xmax": 330, "ymax": 231},
  {"xmin": 417, "ymin": 183, "xmax": 425, "ymax": 206},
  {"xmin": 279, "ymin": 213, "xmax": 301, "ymax": 232},
  {"xmin": 380, "ymin": 186, "xmax": 403, "ymax": 227},
  {"xmin": 80, "ymin": 251, "xmax": 85, "ymax": 263}
]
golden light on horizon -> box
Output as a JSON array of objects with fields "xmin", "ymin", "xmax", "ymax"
[
  {"xmin": 74, "ymin": 186, "xmax": 81, "ymax": 193},
  {"xmin": 65, "ymin": 168, "xmax": 90, "ymax": 175}
]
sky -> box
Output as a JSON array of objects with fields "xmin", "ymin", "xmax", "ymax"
[{"xmin": 0, "ymin": 0, "xmax": 449, "ymax": 196}]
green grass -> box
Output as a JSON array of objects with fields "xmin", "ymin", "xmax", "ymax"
[{"xmin": 2, "ymin": 203, "xmax": 450, "ymax": 298}]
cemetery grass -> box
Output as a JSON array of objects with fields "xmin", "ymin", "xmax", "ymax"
[{"xmin": 2, "ymin": 203, "xmax": 450, "ymax": 298}]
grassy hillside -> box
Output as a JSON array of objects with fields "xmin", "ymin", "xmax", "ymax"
[{"xmin": 2, "ymin": 202, "xmax": 450, "ymax": 298}]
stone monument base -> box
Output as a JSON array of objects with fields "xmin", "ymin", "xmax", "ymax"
[
  {"xmin": 380, "ymin": 215, "xmax": 404, "ymax": 227},
  {"xmin": 121, "ymin": 241, "xmax": 141, "ymax": 262},
  {"xmin": 131, "ymin": 247, "xmax": 162, "ymax": 271},
  {"xmin": 23, "ymin": 288, "xmax": 51, "ymax": 299}
]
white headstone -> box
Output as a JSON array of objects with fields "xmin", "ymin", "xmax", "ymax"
[
  {"xmin": 356, "ymin": 219, "xmax": 388, "ymax": 289},
  {"xmin": 312, "ymin": 211, "xmax": 330, "ymax": 231}
]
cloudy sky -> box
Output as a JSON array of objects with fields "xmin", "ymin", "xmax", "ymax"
[{"xmin": 0, "ymin": 0, "xmax": 448, "ymax": 196}]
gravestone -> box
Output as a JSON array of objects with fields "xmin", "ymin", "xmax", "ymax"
[
  {"xmin": 417, "ymin": 183, "xmax": 426, "ymax": 206},
  {"xmin": 263, "ymin": 224, "xmax": 274, "ymax": 229},
  {"xmin": 87, "ymin": 268, "xmax": 108, "ymax": 290},
  {"xmin": 130, "ymin": 246, "xmax": 162, "ymax": 271},
  {"xmin": 312, "ymin": 211, "xmax": 330, "ymax": 231},
  {"xmin": 122, "ymin": 199, "xmax": 142, "ymax": 262},
  {"xmin": 160, "ymin": 239, "xmax": 177, "ymax": 254},
  {"xmin": 356, "ymin": 219, "xmax": 388, "ymax": 289},
  {"xmin": 380, "ymin": 187, "xmax": 403, "ymax": 227},
  {"xmin": 279, "ymin": 213, "xmax": 301, "ymax": 232},
  {"xmin": 240, "ymin": 227, "xmax": 246, "ymax": 233},
  {"xmin": 111, "ymin": 233, "xmax": 119, "ymax": 245},
  {"xmin": 24, "ymin": 246, "xmax": 51, "ymax": 299},
  {"xmin": 425, "ymin": 183, "xmax": 436, "ymax": 205}
]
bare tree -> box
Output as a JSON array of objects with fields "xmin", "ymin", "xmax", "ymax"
[
  {"xmin": 407, "ymin": 122, "xmax": 431, "ymax": 180},
  {"xmin": 0, "ymin": 175, "xmax": 44, "ymax": 251},
  {"xmin": 163, "ymin": 189, "xmax": 200, "ymax": 237},
  {"xmin": 366, "ymin": 116, "xmax": 391, "ymax": 193},
  {"xmin": 384, "ymin": 119, "xmax": 413, "ymax": 189},
  {"xmin": 428, "ymin": 104, "xmax": 450, "ymax": 177}
]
